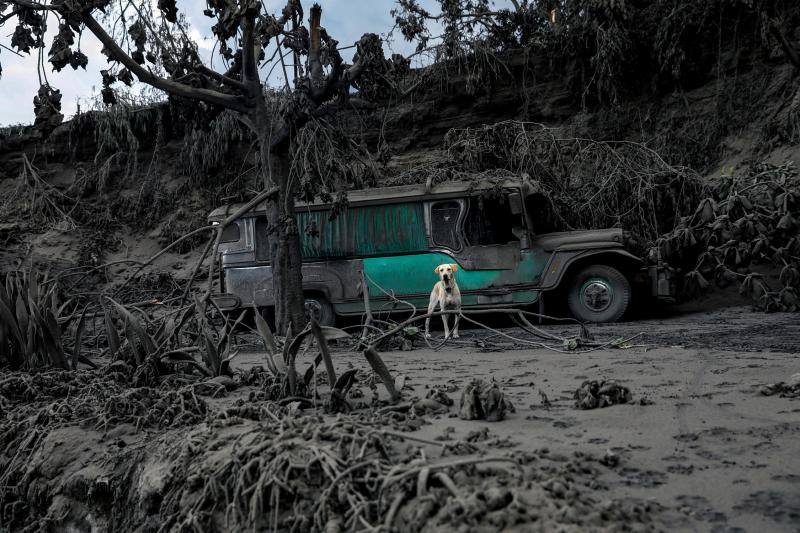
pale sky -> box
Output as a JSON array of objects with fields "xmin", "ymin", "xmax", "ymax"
[{"xmin": 0, "ymin": 0, "xmax": 442, "ymax": 126}]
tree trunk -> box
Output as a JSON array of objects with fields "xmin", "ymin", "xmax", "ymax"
[
  {"xmin": 253, "ymin": 113, "xmax": 306, "ymax": 334},
  {"xmin": 268, "ymin": 153, "xmax": 307, "ymax": 334}
]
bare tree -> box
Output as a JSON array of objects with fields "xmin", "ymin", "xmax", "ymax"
[{"xmin": 0, "ymin": 0, "xmax": 395, "ymax": 332}]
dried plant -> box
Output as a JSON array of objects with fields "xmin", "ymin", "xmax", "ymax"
[
  {"xmin": 652, "ymin": 162, "xmax": 800, "ymax": 311},
  {"xmin": 0, "ymin": 270, "xmax": 94, "ymax": 371},
  {"xmin": 388, "ymin": 121, "xmax": 706, "ymax": 241},
  {"xmin": 252, "ymin": 303, "xmax": 350, "ymax": 396}
]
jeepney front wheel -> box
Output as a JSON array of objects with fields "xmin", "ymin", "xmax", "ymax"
[
  {"xmin": 304, "ymin": 294, "xmax": 335, "ymax": 327},
  {"xmin": 567, "ymin": 265, "xmax": 631, "ymax": 323}
]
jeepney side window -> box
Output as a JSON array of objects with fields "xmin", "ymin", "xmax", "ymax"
[
  {"xmin": 464, "ymin": 196, "xmax": 518, "ymax": 245},
  {"xmin": 430, "ymin": 200, "xmax": 462, "ymax": 250},
  {"xmin": 525, "ymin": 193, "xmax": 558, "ymax": 234},
  {"xmin": 220, "ymin": 222, "xmax": 240, "ymax": 243},
  {"xmin": 254, "ymin": 216, "xmax": 272, "ymax": 261}
]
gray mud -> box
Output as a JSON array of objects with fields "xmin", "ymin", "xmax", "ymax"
[{"xmin": 2, "ymin": 306, "xmax": 798, "ymax": 532}]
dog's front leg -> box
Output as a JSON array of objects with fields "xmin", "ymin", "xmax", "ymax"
[
  {"xmin": 452, "ymin": 313, "xmax": 460, "ymax": 339},
  {"xmin": 425, "ymin": 299, "xmax": 437, "ymax": 338},
  {"xmin": 441, "ymin": 312, "xmax": 450, "ymax": 339}
]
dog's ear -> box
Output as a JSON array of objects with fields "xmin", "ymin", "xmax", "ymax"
[
  {"xmin": 450, "ymin": 263, "xmax": 459, "ymax": 272},
  {"xmin": 433, "ymin": 266, "xmax": 440, "ymax": 274}
]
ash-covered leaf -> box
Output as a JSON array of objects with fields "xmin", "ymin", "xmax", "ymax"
[
  {"xmin": 68, "ymin": 50, "xmax": 88, "ymax": 70},
  {"xmin": 118, "ymin": 68, "xmax": 134, "ymax": 86},
  {"xmin": 11, "ymin": 25, "xmax": 37, "ymax": 53},
  {"xmin": 32, "ymin": 84, "xmax": 63, "ymax": 133},
  {"xmin": 158, "ymin": 0, "xmax": 178, "ymax": 23},
  {"xmin": 100, "ymin": 69, "xmax": 116, "ymax": 86},
  {"xmin": 128, "ymin": 20, "xmax": 147, "ymax": 49},
  {"xmin": 101, "ymin": 86, "xmax": 117, "ymax": 105},
  {"xmin": 48, "ymin": 24, "xmax": 77, "ymax": 71}
]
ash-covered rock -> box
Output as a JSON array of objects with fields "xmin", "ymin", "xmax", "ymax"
[
  {"xmin": 459, "ymin": 380, "xmax": 515, "ymax": 421},
  {"xmin": 574, "ymin": 379, "xmax": 633, "ymax": 409}
]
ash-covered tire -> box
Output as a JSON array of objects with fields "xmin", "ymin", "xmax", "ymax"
[
  {"xmin": 567, "ymin": 265, "xmax": 631, "ymax": 323},
  {"xmin": 304, "ymin": 294, "xmax": 335, "ymax": 327}
]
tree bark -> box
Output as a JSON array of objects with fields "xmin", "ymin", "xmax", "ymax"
[
  {"xmin": 253, "ymin": 108, "xmax": 306, "ymax": 334},
  {"xmin": 268, "ymin": 154, "xmax": 307, "ymax": 334}
]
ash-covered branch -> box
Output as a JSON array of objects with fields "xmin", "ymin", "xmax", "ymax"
[{"xmin": 82, "ymin": 14, "xmax": 250, "ymax": 113}]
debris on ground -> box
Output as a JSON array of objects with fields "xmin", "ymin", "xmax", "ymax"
[
  {"xmin": 458, "ymin": 380, "xmax": 514, "ymax": 421},
  {"xmin": 600, "ymin": 449, "xmax": 621, "ymax": 468},
  {"xmin": 538, "ymin": 388, "xmax": 552, "ymax": 409},
  {"xmin": 426, "ymin": 386, "xmax": 455, "ymax": 406},
  {"xmin": 0, "ymin": 366, "xmax": 665, "ymax": 533},
  {"xmin": 574, "ymin": 380, "xmax": 633, "ymax": 409},
  {"xmin": 759, "ymin": 373, "xmax": 800, "ymax": 398},
  {"xmin": 459, "ymin": 381, "xmax": 486, "ymax": 420},
  {"xmin": 412, "ymin": 397, "xmax": 449, "ymax": 415}
]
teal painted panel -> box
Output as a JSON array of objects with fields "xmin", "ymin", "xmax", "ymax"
[
  {"xmin": 296, "ymin": 203, "xmax": 427, "ymax": 258},
  {"xmin": 362, "ymin": 249, "xmax": 545, "ymax": 299},
  {"xmin": 512, "ymin": 289, "xmax": 539, "ymax": 303},
  {"xmin": 333, "ymin": 250, "xmax": 544, "ymax": 315}
]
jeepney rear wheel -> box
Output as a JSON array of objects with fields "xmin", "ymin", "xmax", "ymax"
[
  {"xmin": 567, "ymin": 265, "xmax": 631, "ymax": 323},
  {"xmin": 304, "ymin": 294, "xmax": 335, "ymax": 327}
]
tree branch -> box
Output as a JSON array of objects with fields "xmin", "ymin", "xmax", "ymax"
[
  {"xmin": 82, "ymin": 14, "xmax": 250, "ymax": 113},
  {"xmin": 308, "ymin": 3, "xmax": 324, "ymax": 89},
  {"xmin": 3, "ymin": 0, "xmax": 56, "ymax": 24},
  {"xmin": 310, "ymin": 27, "xmax": 345, "ymax": 104},
  {"xmin": 240, "ymin": 14, "xmax": 260, "ymax": 92},
  {"xmin": 196, "ymin": 64, "xmax": 248, "ymax": 92},
  {"xmin": 8, "ymin": 0, "xmax": 57, "ymax": 11}
]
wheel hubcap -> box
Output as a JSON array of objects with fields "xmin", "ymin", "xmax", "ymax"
[
  {"xmin": 304, "ymin": 299, "xmax": 322, "ymax": 321},
  {"xmin": 581, "ymin": 280, "xmax": 612, "ymax": 312}
]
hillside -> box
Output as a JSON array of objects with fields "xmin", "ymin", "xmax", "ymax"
[{"xmin": 1, "ymin": 44, "xmax": 799, "ymax": 307}]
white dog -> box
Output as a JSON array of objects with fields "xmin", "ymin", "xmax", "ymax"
[{"xmin": 425, "ymin": 263, "xmax": 462, "ymax": 339}]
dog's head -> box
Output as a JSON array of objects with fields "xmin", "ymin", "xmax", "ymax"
[{"xmin": 434, "ymin": 263, "xmax": 459, "ymax": 283}]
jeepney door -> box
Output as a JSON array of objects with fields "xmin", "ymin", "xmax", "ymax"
[{"xmin": 360, "ymin": 195, "xmax": 546, "ymax": 308}]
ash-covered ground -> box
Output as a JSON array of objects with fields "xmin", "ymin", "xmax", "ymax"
[{"xmin": 3, "ymin": 306, "xmax": 797, "ymax": 532}]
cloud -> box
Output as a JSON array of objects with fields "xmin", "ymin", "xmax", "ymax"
[
  {"xmin": 0, "ymin": 0, "xmax": 447, "ymax": 126},
  {"xmin": 1, "ymin": 15, "xmax": 106, "ymax": 125}
]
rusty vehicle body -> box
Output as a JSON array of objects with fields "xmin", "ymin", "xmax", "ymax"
[{"xmin": 207, "ymin": 178, "xmax": 675, "ymax": 325}]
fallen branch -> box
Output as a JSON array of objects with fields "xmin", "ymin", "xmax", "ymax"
[{"xmin": 364, "ymin": 346, "xmax": 400, "ymax": 402}]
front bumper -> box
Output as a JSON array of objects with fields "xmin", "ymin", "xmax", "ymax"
[
  {"xmin": 210, "ymin": 293, "xmax": 242, "ymax": 312},
  {"xmin": 648, "ymin": 264, "xmax": 676, "ymax": 301}
]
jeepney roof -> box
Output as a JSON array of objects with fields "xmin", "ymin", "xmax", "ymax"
[{"xmin": 207, "ymin": 178, "xmax": 528, "ymax": 220}]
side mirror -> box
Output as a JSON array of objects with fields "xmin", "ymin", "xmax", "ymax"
[{"xmin": 508, "ymin": 192, "xmax": 523, "ymax": 215}]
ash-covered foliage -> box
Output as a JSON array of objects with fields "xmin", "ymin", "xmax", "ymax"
[
  {"xmin": 390, "ymin": 120, "xmax": 705, "ymax": 242},
  {"xmin": 393, "ymin": 0, "xmax": 800, "ymax": 106},
  {"xmin": 654, "ymin": 162, "xmax": 800, "ymax": 311},
  {"xmin": 291, "ymin": 116, "xmax": 386, "ymax": 203}
]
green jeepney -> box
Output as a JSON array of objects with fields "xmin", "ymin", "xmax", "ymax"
[{"xmin": 208, "ymin": 178, "xmax": 674, "ymax": 325}]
